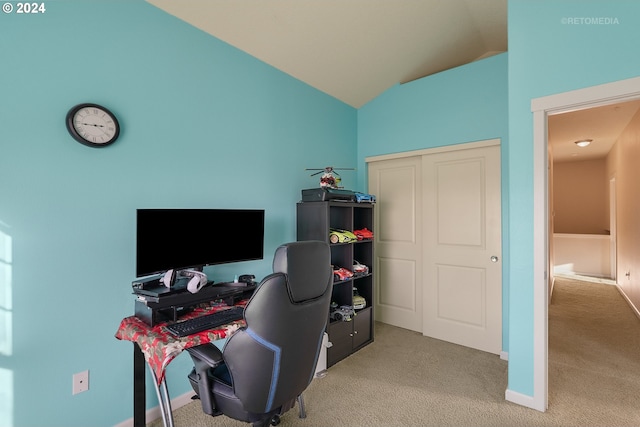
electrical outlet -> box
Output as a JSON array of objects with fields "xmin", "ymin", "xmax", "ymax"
[{"xmin": 72, "ymin": 370, "xmax": 89, "ymax": 395}]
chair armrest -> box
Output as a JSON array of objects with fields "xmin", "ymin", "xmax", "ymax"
[
  {"xmin": 186, "ymin": 344, "xmax": 224, "ymax": 415},
  {"xmin": 187, "ymin": 344, "xmax": 224, "ymax": 368}
]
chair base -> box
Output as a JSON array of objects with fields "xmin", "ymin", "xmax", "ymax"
[{"xmin": 189, "ymin": 389, "xmax": 307, "ymax": 425}]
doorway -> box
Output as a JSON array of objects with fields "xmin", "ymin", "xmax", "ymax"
[
  {"xmin": 547, "ymin": 101, "xmax": 640, "ymax": 283},
  {"xmin": 531, "ymin": 75, "xmax": 640, "ymax": 411}
]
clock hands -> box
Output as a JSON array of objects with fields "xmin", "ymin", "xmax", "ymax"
[
  {"xmin": 68, "ymin": 103, "xmax": 120, "ymax": 147},
  {"xmin": 77, "ymin": 121, "xmax": 112, "ymax": 141}
]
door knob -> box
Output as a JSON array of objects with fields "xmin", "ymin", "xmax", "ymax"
[{"xmin": 491, "ymin": 256, "xmax": 499, "ymax": 263}]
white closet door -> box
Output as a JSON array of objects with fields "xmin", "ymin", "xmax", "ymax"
[
  {"xmin": 422, "ymin": 144, "xmax": 502, "ymax": 354},
  {"xmin": 368, "ymin": 141, "xmax": 502, "ymax": 354},
  {"xmin": 369, "ymin": 156, "xmax": 423, "ymax": 332}
]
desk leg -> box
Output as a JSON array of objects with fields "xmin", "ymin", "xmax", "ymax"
[
  {"xmin": 133, "ymin": 344, "xmax": 146, "ymax": 427},
  {"xmin": 148, "ymin": 366, "xmax": 175, "ymax": 427}
]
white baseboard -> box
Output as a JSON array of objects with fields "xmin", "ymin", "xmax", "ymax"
[
  {"xmin": 505, "ymin": 388, "xmax": 544, "ymax": 412},
  {"xmin": 113, "ymin": 391, "xmax": 196, "ymax": 427},
  {"xmin": 500, "ymin": 351, "xmax": 508, "ymax": 361},
  {"xmin": 615, "ymin": 284, "xmax": 640, "ymax": 321}
]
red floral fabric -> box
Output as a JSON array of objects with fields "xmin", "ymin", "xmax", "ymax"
[{"xmin": 115, "ymin": 302, "xmax": 247, "ymax": 385}]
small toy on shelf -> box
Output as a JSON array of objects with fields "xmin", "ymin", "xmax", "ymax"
[
  {"xmin": 306, "ymin": 166, "xmax": 354, "ymax": 189},
  {"xmin": 332, "ymin": 266, "xmax": 354, "ymax": 283},
  {"xmin": 352, "ymin": 260, "xmax": 369, "ymax": 276},
  {"xmin": 353, "ymin": 288, "xmax": 367, "ymax": 310},
  {"xmin": 353, "ymin": 228, "xmax": 374, "ymax": 240},
  {"xmin": 329, "ymin": 228, "xmax": 358, "ymax": 244},
  {"xmin": 330, "ymin": 302, "xmax": 355, "ymax": 322},
  {"xmin": 354, "ymin": 192, "xmax": 376, "ymax": 203}
]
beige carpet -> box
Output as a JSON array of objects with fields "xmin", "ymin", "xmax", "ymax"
[
  {"xmin": 547, "ymin": 277, "xmax": 640, "ymax": 426},
  {"xmin": 152, "ymin": 277, "xmax": 640, "ymax": 426}
]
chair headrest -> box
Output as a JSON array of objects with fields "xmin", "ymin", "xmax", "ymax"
[{"xmin": 272, "ymin": 241, "xmax": 331, "ymax": 303}]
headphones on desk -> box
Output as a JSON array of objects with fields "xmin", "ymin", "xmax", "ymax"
[
  {"xmin": 160, "ymin": 269, "xmax": 176, "ymax": 287},
  {"xmin": 160, "ymin": 269, "xmax": 208, "ymax": 294}
]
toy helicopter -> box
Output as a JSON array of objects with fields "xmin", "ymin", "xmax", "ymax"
[{"xmin": 306, "ymin": 167, "xmax": 354, "ymax": 189}]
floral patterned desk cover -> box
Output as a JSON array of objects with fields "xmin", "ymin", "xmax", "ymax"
[{"xmin": 115, "ymin": 301, "xmax": 247, "ymax": 385}]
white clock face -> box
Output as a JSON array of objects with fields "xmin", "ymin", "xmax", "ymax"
[
  {"xmin": 73, "ymin": 107, "xmax": 117, "ymax": 144},
  {"xmin": 67, "ymin": 103, "xmax": 120, "ymax": 147}
]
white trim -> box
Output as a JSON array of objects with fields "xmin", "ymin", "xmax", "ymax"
[
  {"xmin": 505, "ymin": 388, "xmax": 538, "ymax": 410},
  {"xmin": 531, "ymin": 76, "xmax": 640, "ymax": 113},
  {"xmin": 113, "ymin": 391, "xmax": 195, "ymax": 427},
  {"xmin": 529, "ymin": 75, "xmax": 640, "ymax": 415},
  {"xmin": 530, "ymin": 106, "xmax": 549, "ymax": 413},
  {"xmin": 500, "ymin": 351, "xmax": 508, "ymax": 361},
  {"xmin": 609, "ymin": 177, "xmax": 617, "ymax": 281},
  {"xmin": 365, "ymin": 138, "xmax": 500, "ymax": 163},
  {"xmin": 615, "ymin": 284, "xmax": 640, "ymax": 321}
]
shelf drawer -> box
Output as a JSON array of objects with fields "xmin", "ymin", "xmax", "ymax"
[
  {"xmin": 327, "ymin": 320, "xmax": 353, "ymax": 366},
  {"xmin": 353, "ymin": 307, "xmax": 372, "ymax": 349}
]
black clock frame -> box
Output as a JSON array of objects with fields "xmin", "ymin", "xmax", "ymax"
[{"xmin": 66, "ymin": 103, "xmax": 120, "ymax": 148}]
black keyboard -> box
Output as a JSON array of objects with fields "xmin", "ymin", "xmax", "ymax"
[{"xmin": 165, "ymin": 306, "xmax": 244, "ymax": 337}]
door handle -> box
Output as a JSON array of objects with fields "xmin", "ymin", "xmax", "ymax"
[{"xmin": 491, "ymin": 256, "xmax": 499, "ymax": 263}]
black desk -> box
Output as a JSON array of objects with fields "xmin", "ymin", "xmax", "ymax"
[{"xmin": 116, "ymin": 284, "xmax": 255, "ymax": 427}]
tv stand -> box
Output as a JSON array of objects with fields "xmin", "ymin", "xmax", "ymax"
[{"xmin": 134, "ymin": 283, "xmax": 255, "ymax": 327}]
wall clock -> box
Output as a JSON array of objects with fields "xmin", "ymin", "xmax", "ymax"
[{"xmin": 66, "ymin": 103, "xmax": 120, "ymax": 147}]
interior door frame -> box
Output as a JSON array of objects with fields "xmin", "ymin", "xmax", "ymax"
[
  {"xmin": 609, "ymin": 177, "xmax": 617, "ymax": 281},
  {"xmin": 530, "ymin": 75, "xmax": 640, "ymax": 412}
]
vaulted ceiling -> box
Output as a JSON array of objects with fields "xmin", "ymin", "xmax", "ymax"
[
  {"xmin": 146, "ymin": 0, "xmax": 508, "ymax": 108},
  {"xmin": 145, "ymin": 0, "xmax": 640, "ymax": 162}
]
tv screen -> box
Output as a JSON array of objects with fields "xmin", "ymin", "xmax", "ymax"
[{"xmin": 136, "ymin": 209, "xmax": 265, "ymax": 277}]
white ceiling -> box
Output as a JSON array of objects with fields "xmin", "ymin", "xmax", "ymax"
[
  {"xmin": 549, "ymin": 99, "xmax": 640, "ymax": 162},
  {"xmin": 145, "ymin": 0, "xmax": 639, "ymax": 162},
  {"xmin": 146, "ymin": 0, "xmax": 508, "ymax": 108}
]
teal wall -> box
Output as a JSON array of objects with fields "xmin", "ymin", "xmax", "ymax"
[
  {"xmin": 357, "ymin": 53, "xmax": 510, "ymax": 350},
  {"xmin": 507, "ymin": 0, "xmax": 640, "ymax": 396},
  {"xmin": 4, "ymin": 1, "xmax": 640, "ymax": 425},
  {"xmin": 0, "ymin": 2, "xmax": 355, "ymax": 426}
]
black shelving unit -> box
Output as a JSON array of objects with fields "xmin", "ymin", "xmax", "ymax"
[{"xmin": 296, "ymin": 201, "xmax": 374, "ymax": 366}]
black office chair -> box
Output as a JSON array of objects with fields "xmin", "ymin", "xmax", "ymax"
[{"xmin": 187, "ymin": 241, "xmax": 332, "ymax": 427}]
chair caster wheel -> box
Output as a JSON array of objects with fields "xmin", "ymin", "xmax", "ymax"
[{"xmin": 270, "ymin": 415, "xmax": 281, "ymax": 426}]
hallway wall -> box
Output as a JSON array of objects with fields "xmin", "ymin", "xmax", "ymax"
[
  {"xmin": 610, "ymin": 108, "xmax": 640, "ymax": 312},
  {"xmin": 553, "ymin": 159, "xmax": 608, "ymax": 234}
]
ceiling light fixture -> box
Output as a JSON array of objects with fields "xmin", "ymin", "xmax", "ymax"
[{"xmin": 574, "ymin": 139, "xmax": 592, "ymax": 147}]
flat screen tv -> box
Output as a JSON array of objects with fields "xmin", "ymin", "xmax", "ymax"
[{"xmin": 136, "ymin": 209, "xmax": 265, "ymax": 277}]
